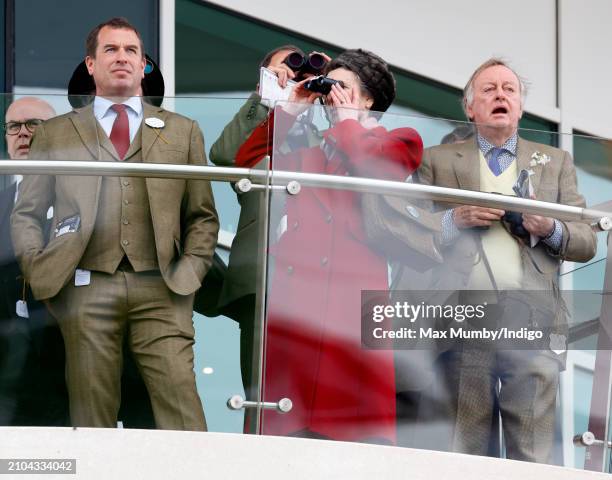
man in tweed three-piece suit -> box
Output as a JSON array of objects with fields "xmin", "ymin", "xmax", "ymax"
[{"xmin": 11, "ymin": 17, "xmax": 218, "ymax": 430}]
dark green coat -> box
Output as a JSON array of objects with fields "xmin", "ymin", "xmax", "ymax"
[{"xmin": 209, "ymin": 93, "xmax": 269, "ymax": 309}]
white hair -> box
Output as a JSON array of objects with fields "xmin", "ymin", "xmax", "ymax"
[{"xmin": 462, "ymin": 58, "xmax": 529, "ymax": 119}]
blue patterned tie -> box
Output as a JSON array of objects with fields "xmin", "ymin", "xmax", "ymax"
[{"xmin": 488, "ymin": 147, "xmax": 504, "ymax": 176}]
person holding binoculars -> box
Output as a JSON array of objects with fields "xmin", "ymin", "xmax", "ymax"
[
  {"xmin": 275, "ymin": 50, "xmax": 331, "ymax": 87},
  {"xmin": 235, "ymin": 49, "xmax": 422, "ymax": 444},
  {"xmin": 208, "ymin": 45, "xmax": 331, "ymax": 423}
]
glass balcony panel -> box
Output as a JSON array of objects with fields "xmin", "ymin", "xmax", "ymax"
[
  {"xmin": 566, "ymin": 133, "xmax": 612, "ymax": 472},
  {"xmin": 261, "ymin": 101, "xmax": 612, "ymax": 472},
  {"xmin": 3, "ymin": 93, "xmax": 612, "ymax": 473},
  {"xmin": 1, "ymin": 94, "xmax": 269, "ymax": 435}
]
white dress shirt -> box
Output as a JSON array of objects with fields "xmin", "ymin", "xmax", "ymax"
[
  {"xmin": 13, "ymin": 174, "xmax": 22, "ymax": 204},
  {"xmin": 93, "ymin": 96, "xmax": 143, "ymax": 143}
]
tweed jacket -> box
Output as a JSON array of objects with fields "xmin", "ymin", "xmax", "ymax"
[
  {"xmin": 366, "ymin": 136, "xmax": 597, "ymax": 293},
  {"xmin": 11, "ymin": 101, "xmax": 219, "ymax": 300}
]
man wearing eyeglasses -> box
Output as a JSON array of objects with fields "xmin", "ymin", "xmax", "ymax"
[
  {"xmin": 4, "ymin": 98, "xmax": 54, "ymax": 160},
  {"xmin": 1, "ymin": 96, "xmax": 68, "ymax": 426}
]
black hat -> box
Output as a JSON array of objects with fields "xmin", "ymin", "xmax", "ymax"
[{"xmin": 67, "ymin": 54, "xmax": 165, "ymax": 108}]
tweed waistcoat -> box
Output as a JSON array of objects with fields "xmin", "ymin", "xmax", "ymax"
[{"xmin": 79, "ymin": 125, "xmax": 158, "ymax": 273}]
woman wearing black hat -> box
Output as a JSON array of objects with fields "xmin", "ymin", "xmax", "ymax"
[{"xmin": 240, "ymin": 49, "xmax": 423, "ymax": 445}]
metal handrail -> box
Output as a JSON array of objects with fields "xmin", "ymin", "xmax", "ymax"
[
  {"xmin": 0, "ymin": 160, "xmax": 263, "ymax": 182},
  {"xmin": 1, "ymin": 160, "xmax": 610, "ymax": 223}
]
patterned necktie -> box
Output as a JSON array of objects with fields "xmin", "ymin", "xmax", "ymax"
[
  {"xmin": 109, "ymin": 104, "xmax": 130, "ymax": 160},
  {"xmin": 488, "ymin": 147, "xmax": 504, "ymax": 176}
]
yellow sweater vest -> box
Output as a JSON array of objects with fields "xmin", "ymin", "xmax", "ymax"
[{"xmin": 467, "ymin": 151, "xmax": 522, "ymax": 290}]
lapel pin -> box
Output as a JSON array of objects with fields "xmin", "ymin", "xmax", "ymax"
[
  {"xmin": 145, "ymin": 117, "xmax": 169, "ymax": 144},
  {"xmin": 145, "ymin": 117, "xmax": 165, "ymax": 129}
]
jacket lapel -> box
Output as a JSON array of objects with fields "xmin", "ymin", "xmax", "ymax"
[
  {"xmin": 142, "ymin": 103, "xmax": 176, "ymax": 244},
  {"xmin": 62, "ymin": 106, "xmax": 103, "ymax": 239},
  {"xmin": 96, "ymin": 122, "xmax": 122, "ymax": 161},
  {"xmin": 73, "ymin": 101, "xmax": 150, "ymax": 162},
  {"xmin": 453, "ymin": 138, "xmax": 480, "ymax": 192},
  {"xmin": 70, "ymin": 104, "xmax": 110, "ymax": 161},
  {"xmin": 141, "ymin": 103, "xmax": 167, "ymax": 162},
  {"xmin": 123, "ymin": 123, "xmax": 142, "ymax": 161}
]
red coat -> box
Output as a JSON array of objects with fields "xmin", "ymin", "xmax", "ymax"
[{"xmin": 238, "ymin": 110, "xmax": 423, "ymax": 443}]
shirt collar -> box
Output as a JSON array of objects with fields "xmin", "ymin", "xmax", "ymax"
[
  {"xmin": 93, "ymin": 96, "xmax": 143, "ymax": 120},
  {"xmin": 477, "ymin": 132, "xmax": 518, "ymax": 157}
]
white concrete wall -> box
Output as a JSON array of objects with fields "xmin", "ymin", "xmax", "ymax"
[
  {"xmin": 207, "ymin": 0, "xmax": 612, "ymax": 138},
  {"xmin": 1, "ymin": 428, "xmax": 609, "ymax": 479}
]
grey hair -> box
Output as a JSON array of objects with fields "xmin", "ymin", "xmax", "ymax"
[{"xmin": 462, "ymin": 58, "xmax": 528, "ymax": 119}]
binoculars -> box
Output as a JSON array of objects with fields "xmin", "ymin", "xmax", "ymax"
[
  {"xmin": 472, "ymin": 211, "xmax": 528, "ymax": 240},
  {"xmin": 303, "ymin": 76, "xmax": 342, "ymax": 95},
  {"xmin": 502, "ymin": 211, "xmax": 530, "ymax": 240},
  {"xmin": 284, "ymin": 52, "xmax": 327, "ymax": 79},
  {"xmin": 473, "ymin": 192, "xmax": 530, "ymax": 241}
]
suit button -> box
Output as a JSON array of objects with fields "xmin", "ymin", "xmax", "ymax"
[
  {"xmin": 287, "ymin": 266, "xmax": 294, "ymax": 274},
  {"xmin": 123, "ymin": 180, "xmax": 130, "ymax": 186},
  {"xmin": 293, "ymin": 221, "xmax": 299, "ymax": 230},
  {"xmin": 122, "ymin": 219, "xmax": 129, "ymax": 225},
  {"xmin": 123, "ymin": 199, "xmax": 129, "ymax": 205},
  {"xmin": 321, "ymin": 257, "xmax": 328, "ymax": 266},
  {"xmin": 122, "ymin": 240, "xmax": 129, "ymax": 246},
  {"xmin": 326, "ymin": 215, "xmax": 332, "ymax": 223}
]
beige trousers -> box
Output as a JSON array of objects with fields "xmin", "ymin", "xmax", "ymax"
[
  {"xmin": 445, "ymin": 347, "xmax": 559, "ymax": 463},
  {"xmin": 49, "ymin": 268, "xmax": 206, "ymax": 431}
]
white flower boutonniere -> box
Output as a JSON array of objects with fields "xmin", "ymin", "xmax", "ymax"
[{"xmin": 529, "ymin": 151, "xmax": 551, "ymax": 167}]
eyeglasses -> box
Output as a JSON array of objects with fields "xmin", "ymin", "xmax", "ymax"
[{"xmin": 4, "ymin": 119, "xmax": 44, "ymax": 135}]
